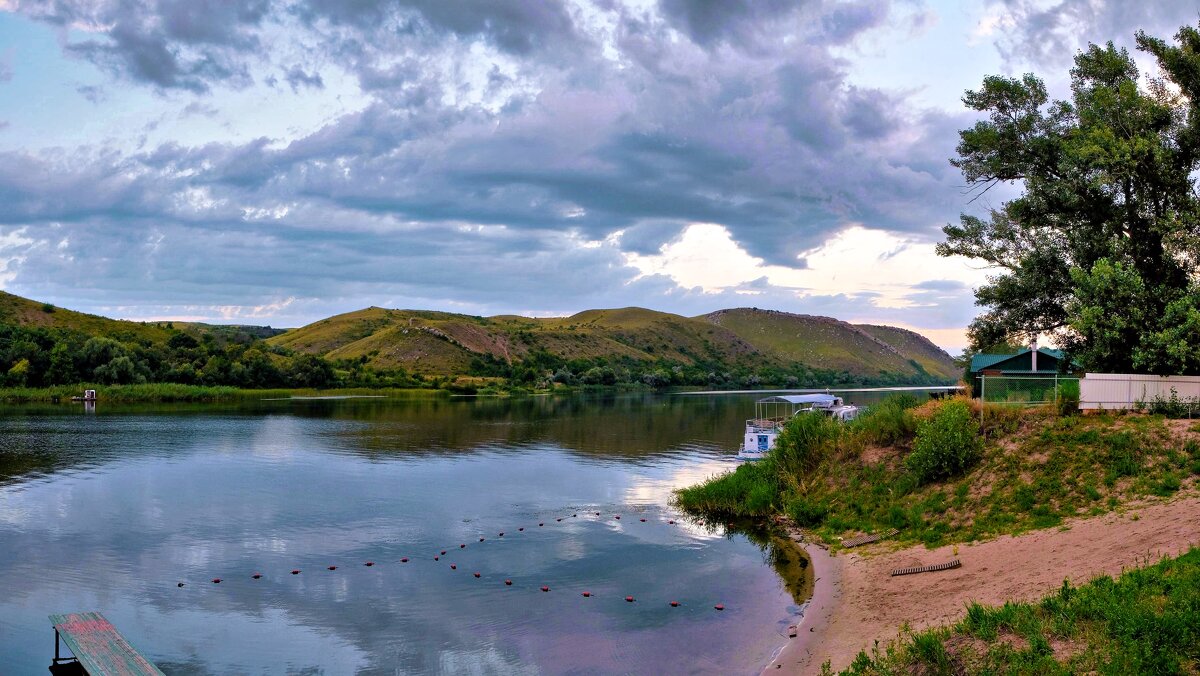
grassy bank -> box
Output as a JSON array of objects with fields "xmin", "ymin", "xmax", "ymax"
[
  {"xmin": 0, "ymin": 383, "xmax": 442, "ymax": 403},
  {"xmin": 677, "ymin": 395, "xmax": 1200, "ymax": 548},
  {"xmin": 831, "ymin": 547, "xmax": 1200, "ymax": 674}
]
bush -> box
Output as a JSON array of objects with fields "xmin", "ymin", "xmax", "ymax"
[
  {"xmin": 905, "ymin": 400, "xmax": 982, "ymax": 484},
  {"xmin": 1056, "ymin": 379, "xmax": 1080, "ymax": 416}
]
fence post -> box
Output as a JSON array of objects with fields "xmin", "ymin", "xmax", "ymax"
[{"xmin": 980, "ymin": 375, "xmax": 986, "ymax": 433}]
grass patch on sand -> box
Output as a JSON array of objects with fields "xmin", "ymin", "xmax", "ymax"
[
  {"xmin": 677, "ymin": 395, "xmax": 1200, "ymax": 548},
  {"xmin": 831, "ymin": 547, "xmax": 1200, "ymax": 675}
]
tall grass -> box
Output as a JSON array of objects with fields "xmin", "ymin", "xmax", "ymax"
[
  {"xmin": 675, "ymin": 458, "xmax": 780, "ymax": 516},
  {"xmin": 851, "ymin": 393, "xmax": 921, "ymax": 445}
]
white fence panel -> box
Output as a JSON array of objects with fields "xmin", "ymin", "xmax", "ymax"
[{"xmin": 1079, "ymin": 373, "xmax": 1200, "ymax": 410}]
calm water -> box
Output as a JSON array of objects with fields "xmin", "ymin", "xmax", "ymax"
[{"xmin": 0, "ymin": 390, "xmax": 910, "ymax": 674}]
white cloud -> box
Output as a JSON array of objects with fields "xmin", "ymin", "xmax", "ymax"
[{"xmin": 625, "ymin": 222, "xmax": 986, "ymax": 310}]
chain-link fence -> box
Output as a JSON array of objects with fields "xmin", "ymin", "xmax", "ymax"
[{"xmin": 978, "ymin": 375, "xmax": 1080, "ymax": 407}]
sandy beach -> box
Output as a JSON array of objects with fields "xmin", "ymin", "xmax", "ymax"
[{"xmin": 763, "ymin": 493, "xmax": 1200, "ymax": 674}]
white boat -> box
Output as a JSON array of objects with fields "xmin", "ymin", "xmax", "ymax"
[{"xmin": 739, "ymin": 394, "xmax": 859, "ymax": 460}]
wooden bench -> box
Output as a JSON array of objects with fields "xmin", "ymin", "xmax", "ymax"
[{"xmin": 49, "ymin": 612, "xmax": 164, "ymax": 676}]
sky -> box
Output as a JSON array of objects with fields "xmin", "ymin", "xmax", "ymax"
[{"xmin": 0, "ymin": 1, "xmax": 1198, "ymax": 354}]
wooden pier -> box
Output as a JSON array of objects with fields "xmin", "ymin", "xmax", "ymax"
[{"xmin": 49, "ymin": 612, "xmax": 163, "ymax": 676}]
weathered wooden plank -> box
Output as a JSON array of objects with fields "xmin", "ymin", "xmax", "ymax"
[
  {"xmin": 842, "ymin": 528, "xmax": 899, "ymax": 548},
  {"xmin": 890, "ymin": 559, "xmax": 962, "ymax": 577},
  {"xmin": 50, "ymin": 612, "xmax": 164, "ymax": 676}
]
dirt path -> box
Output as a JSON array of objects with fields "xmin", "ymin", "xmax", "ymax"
[{"xmin": 764, "ymin": 493, "xmax": 1200, "ymax": 674}]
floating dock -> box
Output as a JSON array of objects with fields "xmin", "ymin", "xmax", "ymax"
[{"xmin": 49, "ymin": 612, "xmax": 163, "ymax": 676}]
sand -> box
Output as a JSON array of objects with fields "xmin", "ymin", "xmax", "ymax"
[{"xmin": 763, "ymin": 493, "xmax": 1200, "ymax": 674}]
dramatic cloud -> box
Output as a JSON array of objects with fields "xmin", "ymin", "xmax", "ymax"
[{"xmin": 2, "ymin": 0, "xmax": 1194, "ymax": 351}]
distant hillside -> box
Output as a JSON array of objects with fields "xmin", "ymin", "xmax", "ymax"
[
  {"xmin": 269, "ymin": 305, "xmax": 957, "ymax": 383},
  {"xmin": 0, "ymin": 291, "xmax": 285, "ymax": 344},
  {"xmin": 0, "ymin": 291, "xmax": 176, "ymax": 343}
]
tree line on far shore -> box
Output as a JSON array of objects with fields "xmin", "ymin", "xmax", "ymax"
[{"xmin": 0, "ymin": 319, "xmax": 948, "ymax": 392}]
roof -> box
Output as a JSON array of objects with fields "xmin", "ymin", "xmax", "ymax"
[
  {"xmin": 757, "ymin": 394, "xmax": 839, "ymax": 405},
  {"xmin": 970, "ymin": 348, "xmax": 1067, "ymax": 373}
]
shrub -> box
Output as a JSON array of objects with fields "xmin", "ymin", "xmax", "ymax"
[
  {"xmin": 905, "ymin": 400, "xmax": 982, "ymax": 484},
  {"xmin": 1056, "ymin": 379, "xmax": 1080, "ymax": 416}
]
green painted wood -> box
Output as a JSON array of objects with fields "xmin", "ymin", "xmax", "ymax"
[{"xmin": 49, "ymin": 612, "xmax": 164, "ymax": 676}]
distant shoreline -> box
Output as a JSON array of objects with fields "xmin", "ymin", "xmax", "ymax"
[{"xmin": 0, "ymin": 384, "xmax": 441, "ymax": 404}]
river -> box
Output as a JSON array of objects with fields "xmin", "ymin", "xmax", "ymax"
[{"xmin": 0, "ymin": 389, "xmax": 934, "ymax": 674}]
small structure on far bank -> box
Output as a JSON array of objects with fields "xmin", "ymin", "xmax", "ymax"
[
  {"xmin": 968, "ymin": 347, "xmax": 1074, "ymax": 397},
  {"xmin": 71, "ymin": 390, "xmax": 97, "ymax": 402}
]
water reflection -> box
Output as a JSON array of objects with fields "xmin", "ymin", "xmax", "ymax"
[{"xmin": 0, "ymin": 394, "xmax": 817, "ymax": 674}]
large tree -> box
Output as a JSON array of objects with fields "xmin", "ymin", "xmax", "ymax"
[{"xmin": 940, "ymin": 26, "xmax": 1200, "ymax": 374}]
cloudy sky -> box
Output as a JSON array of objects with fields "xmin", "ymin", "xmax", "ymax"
[{"xmin": 0, "ymin": 0, "xmax": 1196, "ymax": 352}]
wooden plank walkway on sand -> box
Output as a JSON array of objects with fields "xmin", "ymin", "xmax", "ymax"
[{"xmin": 49, "ymin": 612, "xmax": 164, "ymax": 676}]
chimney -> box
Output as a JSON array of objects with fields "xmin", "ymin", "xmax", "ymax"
[{"xmin": 1030, "ymin": 337, "xmax": 1038, "ymax": 372}]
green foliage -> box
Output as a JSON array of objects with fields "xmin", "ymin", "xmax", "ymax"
[
  {"xmin": 1055, "ymin": 379, "xmax": 1080, "ymax": 415},
  {"xmin": 774, "ymin": 412, "xmax": 841, "ymax": 476},
  {"xmin": 852, "ymin": 394, "xmax": 921, "ymax": 445},
  {"xmin": 838, "ymin": 548, "xmax": 1200, "ymax": 674},
  {"xmin": 941, "ymin": 28, "xmax": 1200, "ymax": 374},
  {"xmin": 905, "ymin": 401, "xmax": 982, "ymax": 484},
  {"xmin": 675, "ymin": 460, "xmax": 780, "ymax": 517}
]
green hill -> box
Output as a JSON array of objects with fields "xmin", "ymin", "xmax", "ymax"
[
  {"xmin": 0, "ymin": 291, "xmax": 176, "ymax": 343},
  {"xmin": 268, "ymin": 305, "xmax": 957, "ymax": 383}
]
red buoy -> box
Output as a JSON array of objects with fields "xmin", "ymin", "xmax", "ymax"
[
  {"xmin": 291, "ymin": 569, "xmax": 300, "ymax": 575},
  {"xmin": 328, "ymin": 565, "xmax": 338, "ymax": 571},
  {"xmin": 556, "ymin": 518, "xmax": 562, "ymax": 522},
  {"xmin": 670, "ymin": 601, "xmax": 680, "ymax": 607},
  {"xmin": 177, "ymin": 582, "xmax": 185, "ymax": 587},
  {"xmin": 460, "ymin": 544, "xmax": 466, "ymax": 548},
  {"xmin": 640, "ymin": 518, "xmax": 646, "ymax": 522},
  {"xmin": 594, "ymin": 512, "xmax": 600, "ymax": 516},
  {"xmin": 714, "ymin": 604, "xmax": 725, "ymax": 611},
  {"xmin": 581, "ymin": 591, "xmax": 591, "ymax": 597},
  {"xmin": 479, "ymin": 537, "xmax": 485, "ymax": 542},
  {"xmin": 539, "ymin": 523, "xmax": 544, "ymax": 527},
  {"xmin": 625, "ymin": 595, "xmax": 635, "ymax": 602},
  {"xmin": 252, "ymin": 573, "xmax": 262, "ymax": 579},
  {"xmin": 450, "ymin": 564, "xmax": 456, "ymax": 570},
  {"xmin": 519, "ymin": 527, "xmax": 524, "ymax": 531},
  {"xmin": 401, "ymin": 557, "xmax": 409, "ymax": 563},
  {"xmin": 614, "ymin": 515, "xmax": 621, "ymax": 520},
  {"xmin": 541, "ymin": 586, "xmax": 550, "ymax": 592},
  {"xmin": 498, "ymin": 532, "xmax": 504, "ymax": 536},
  {"xmin": 212, "ymin": 578, "xmax": 222, "ymax": 584},
  {"xmin": 364, "ymin": 561, "xmax": 374, "ymax": 567},
  {"xmin": 441, "ymin": 550, "xmax": 447, "ymax": 555},
  {"xmin": 505, "ymin": 579, "xmax": 512, "ymax": 585},
  {"xmin": 473, "ymin": 572, "xmax": 481, "ymax": 578},
  {"xmin": 434, "ymin": 556, "xmax": 439, "ymax": 561},
  {"xmin": 669, "ymin": 520, "xmax": 675, "ymax": 524}
]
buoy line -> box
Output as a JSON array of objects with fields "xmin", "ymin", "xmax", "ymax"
[{"xmin": 170, "ymin": 505, "xmax": 729, "ymax": 613}]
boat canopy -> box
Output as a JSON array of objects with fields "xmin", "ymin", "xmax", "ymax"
[{"xmin": 756, "ymin": 394, "xmax": 839, "ymax": 405}]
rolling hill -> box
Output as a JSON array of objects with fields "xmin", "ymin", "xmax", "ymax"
[{"xmin": 267, "ymin": 305, "xmax": 958, "ymax": 382}]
